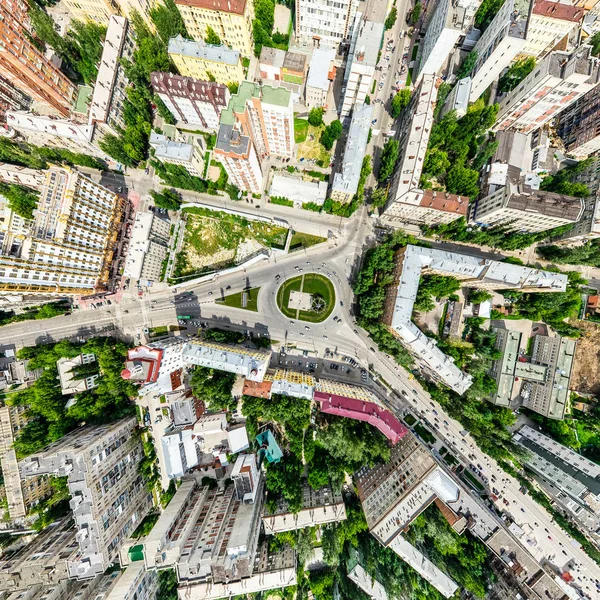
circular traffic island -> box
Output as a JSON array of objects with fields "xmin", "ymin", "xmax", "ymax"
[{"xmin": 277, "ymin": 273, "xmax": 336, "ymax": 323}]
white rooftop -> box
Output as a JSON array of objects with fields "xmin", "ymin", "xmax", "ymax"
[
  {"xmin": 352, "ymin": 20, "xmax": 385, "ymax": 68},
  {"xmin": 388, "ymin": 246, "xmax": 567, "ymax": 394},
  {"xmin": 161, "ymin": 427, "xmax": 199, "ymax": 479},
  {"xmin": 6, "ymin": 111, "xmax": 94, "ymax": 143},
  {"xmin": 168, "ymin": 34, "xmax": 240, "ymax": 66},
  {"xmin": 150, "ymin": 131, "xmax": 194, "ymax": 162},
  {"xmin": 307, "ymin": 48, "xmax": 336, "ymax": 91},
  {"xmin": 123, "ymin": 212, "xmax": 155, "ymax": 280},
  {"xmin": 89, "ymin": 15, "xmax": 127, "ymax": 124},
  {"xmin": 269, "ymin": 174, "xmax": 327, "ymax": 205}
]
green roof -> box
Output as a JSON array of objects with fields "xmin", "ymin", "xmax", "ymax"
[
  {"xmin": 256, "ymin": 430, "xmax": 283, "ymax": 464},
  {"xmin": 162, "ymin": 124, "xmax": 178, "ymax": 139},
  {"xmin": 128, "ymin": 544, "xmax": 145, "ymax": 562},
  {"xmin": 219, "ymin": 81, "xmax": 289, "ymax": 125},
  {"xmin": 261, "ymin": 85, "xmax": 290, "ymax": 107},
  {"xmin": 74, "ymin": 85, "xmax": 93, "ymax": 114}
]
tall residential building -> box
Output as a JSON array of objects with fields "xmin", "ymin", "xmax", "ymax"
[
  {"xmin": 62, "ymin": 0, "xmax": 156, "ymax": 28},
  {"xmin": 295, "ymin": 0, "xmax": 358, "ymax": 50},
  {"xmin": 0, "ymin": 166, "xmax": 126, "ymax": 296},
  {"xmin": 382, "ymin": 74, "xmax": 469, "ymax": 226},
  {"xmin": 150, "ymin": 72, "xmax": 230, "ymax": 131},
  {"xmin": 495, "ymin": 46, "xmax": 600, "ymax": 134},
  {"xmin": 520, "ymin": 1, "xmax": 583, "ymax": 59},
  {"xmin": 468, "ymin": 0, "xmax": 531, "ymax": 102},
  {"xmin": 175, "ymin": 0, "xmax": 255, "ymax": 58},
  {"xmin": 19, "ymin": 418, "xmax": 153, "ymax": 580},
  {"xmin": 416, "ymin": 0, "xmax": 482, "ymax": 80},
  {"xmin": 340, "ymin": 20, "xmax": 383, "ymax": 118},
  {"xmin": 168, "ymin": 35, "xmax": 245, "ymax": 85},
  {"xmin": 0, "ymin": 75, "xmax": 31, "ymax": 125},
  {"xmin": 555, "ymin": 84, "xmax": 600, "ymax": 159},
  {"xmin": 0, "ymin": 0, "xmax": 77, "ymax": 117},
  {"xmin": 471, "ymin": 184, "xmax": 584, "ymax": 232},
  {"xmin": 331, "ymin": 103, "xmax": 372, "ymax": 202}
]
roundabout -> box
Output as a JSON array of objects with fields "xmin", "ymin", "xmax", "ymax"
[{"xmin": 276, "ymin": 273, "xmax": 336, "ymax": 323}]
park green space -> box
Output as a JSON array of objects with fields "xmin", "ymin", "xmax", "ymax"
[
  {"xmin": 276, "ymin": 273, "xmax": 335, "ymax": 322},
  {"xmin": 217, "ymin": 287, "xmax": 260, "ymax": 312}
]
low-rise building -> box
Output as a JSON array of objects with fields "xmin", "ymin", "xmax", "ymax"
[
  {"xmin": 168, "ymin": 35, "xmax": 245, "ymax": 85},
  {"xmin": 331, "ymin": 103, "xmax": 372, "ymax": 203},
  {"xmin": 162, "ymin": 426, "xmax": 199, "ymax": 479},
  {"xmin": 340, "ymin": 20, "xmax": 383, "ymax": 117},
  {"xmin": 149, "ymin": 131, "xmax": 205, "ymax": 176},
  {"xmin": 471, "ymin": 184, "xmax": 584, "ymax": 233},
  {"xmin": 259, "ymin": 48, "xmax": 307, "ymax": 84},
  {"xmin": 440, "ymin": 76, "xmax": 471, "ymax": 118},
  {"xmin": 305, "ymin": 48, "xmax": 336, "ymax": 108},
  {"xmin": 263, "ymin": 482, "xmax": 346, "ymax": 533},
  {"xmin": 19, "ymin": 418, "xmax": 153, "ymax": 580},
  {"xmin": 381, "ymin": 245, "xmax": 567, "ymax": 394},
  {"xmin": 123, "ymin": 211, "xmax": 170, "ymax": 283},
  {"xmin": 151, "ymin": 72, "xmax": 230, "ymax": 131},
  {"xmin": 57, "ymin": 353, "xmax": 99, "ymax": 396},
  {"xmin": 269, "ymin": 174, "xmax": 327, "ymax": 207}
]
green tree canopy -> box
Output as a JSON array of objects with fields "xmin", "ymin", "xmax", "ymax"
[
  {"xmin": 456, "ymin": 50, "xmax": 478, "ymax": 79},
  {"xmin": 149, "ymin": 188, "xmax": 182, "ymax": 210},
  {"xmin": 377, "ymin": 138, "xmax": 399, "ymax": 182},
  {"xmin": 391, "ymin": 88, "xmax": 412, "ymax": 118},
  {"xmin": 385, "ymin": 6, "xmax": 397, "ymax": 29},
  {"xmin": 320, "ymin": 120, "xmax": 342, "ymax": 150},
  {"xmin": 205, "ymin": 26, "xmax": 222, "ymax": 45},
  {"xmin": 308, "ymin": 107, "xmax": 324, "ymax": 127},
  {"xmin": 410, "ymin": 2, "xmax": 422, "ymax": 24},
  {"xmin": 190, "ymin": 366, "xmax": 237, "ymax": 411},
  {"xmin": 498, "ymin": 57, "xmax": 536, "ymax": 93},
  {"xmin": 0, "ymin": 183, "xmax": 39, "ymax": 219}
]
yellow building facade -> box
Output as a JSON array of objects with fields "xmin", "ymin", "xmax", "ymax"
[
  {"xmin": 168, "ymin": 35, "xmax": 245, "ymax": 84},
  {"xmin": 63, "ymin": 0, "xmax": 156, "ymax": 28},
  {"xmin": 175, "ymin": 0, "xmax": 254, "ymax": 58}
]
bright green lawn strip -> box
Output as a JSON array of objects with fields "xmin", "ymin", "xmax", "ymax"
[
  {"xmin": 276, "ymin": 273, "xmax": 335, "ymax": 322},
  {"xmin": 463, "ymin": 469, "xmax": 485, "ymax": 490},
  {"xmin": 294, "ymin": 118, "xmax": 308, "ymax": 143},
  {"xmin": 217, "ymin": 287, "xmax": 260, "ymax": 312},
  {"xmin": 290, "ymin": 231, "xmax": 327, "ymax": 251}
]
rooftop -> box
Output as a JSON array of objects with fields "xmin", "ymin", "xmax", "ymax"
[
  {"xmin": 215, "ymin": 123, "xmax": 251, "ymax": 156},
  {"xmin": 261, "ymin": 84, "xmax": 291, "ymax": 107},
  {"xmin": 150, "ymin": 72, "xmax": 229, "ymax": 106},
  {"xmin": 168, "ymin": 35, "xmax": 240, "ymax": 66},
  {"xmin": 270, "ymin": 174, "xmax": 327, "ymax": 204},
  {"xmin": 6, "ymin": 111, "xmax": 94, "ymax": 144},
  {"xmin": 149, "ymin": 131, "xmax": 195, "ymax": 162},
  {"xmin": 74, "ymin": 85, "xmax": 92, "ymax": 115},
  {"xmin": 419, "ymin": 190, "xmax": 469, "ymax": 216},
  {"xmin": 331, "ymin": 103, "xmax": 373, "ymax": 197},
  {"xmin": 533, "ymin": 0, "xmax": 583, "ymax": 22},
  {"xmin": 505, "ymin": 185, "xmax": 585, "ymax": 222},
  {"xmin": 174, "ymin": 0, "xmax": 247, "ymax": 14},
  {"xmin": 306, "ymin": 48, "xmax": 336, "ymax": 91},
  {"xmin": 352, "ymin": 20, "xmax": 385, "ymax": 68},
  {"xmin": 260, "ymin": 47, "xmax": 286, "ymax": 68},
  {"xmin": 282, "ymin": 51, "xmax": 306, "ymax": 72}
]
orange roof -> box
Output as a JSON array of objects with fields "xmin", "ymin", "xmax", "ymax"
[
  {"xmin": 420, "ymin": 190, "xmax": 469, "ymax": 215},
  {"xmin": 533, "ymin": 0, "xmax": 583, "ymax": 21},
  {"xmin": 243, "ymin": 379, "xmax": 272, "ymax": 398},
  {"xmin": 175, "ymin": 0, "xmax": 247, "ymax": 14}
]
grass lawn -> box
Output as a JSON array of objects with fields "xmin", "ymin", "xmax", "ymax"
[
  {"xmin": 289, "ymin": 231, "xmax": 327, "ymax": 251},
  {"xmin": 404, "ymin": 413, "xmax": 417, "ymax": 426},
  {"xmin": 217, "ymin": 287, "xmax": 260, "ymax": 312},
  {"xmin": 276, "ymin": 273, "xmax": 335, "ymax": 323},
  {"xmin": 149, "ymin": 325, "xmax": 168, "ymax": 336},
  {"xmin": 414, "ymin": 422, "xmax": 435, "ymax": 445},
  {"xmin": 296, "ymin": 124, "xmax": 331, "ymax": 163},
  {"xmin": 294, "ymin": 118, "xmax": 309, "ymax": 143}
]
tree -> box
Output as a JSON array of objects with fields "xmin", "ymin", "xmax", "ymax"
[
  {"xmin": 468, "ymin": 289, "xmax": 493, "ymax": 304},
  {"xmin": 227, "ymin": 81, "xmax": 239, "ymax": 94},
  {"xmin": 456, "ymin": 50, "xmax": 478, "ymax": 79},
  {"xmin": 391, "ymin": 88, "xmax": 411, "ymax": 118},
  {"xmin": 446, "ymin": 164, "xmax": 480, "ymax": 197},
  {"xmin": 423, "ymin": 148, "xmax": 450, "ymax": 178},
  {"xmin": 540, "ymin": 158, "xmax": 593, "ymax": 198},
  {"xmin": 474, "ymin": 0, "xmax": 504, "ymax": 31},
  {"xmin": 205, "ymin": 25, "xmax": 222, "ymax": 45},
  {"xmin": 190, "ymin": 366, "xmax": 237, "ymax": 411},
  {"xmin": 377, "ymin": 138, "xmax": 399, "ymax": 182},
  {"xmin": 385, "ymin": 6, "xmax": 397, "ymax": 30},
  {"xmin": 410, "ymin": 2, "xmax": 422, "ymax": 24},
  {"xmin": 320, "ymin": 120, "xmax": 342, "ymax": 150},
  {"xmin": 154, "ymin": 95, "xmax": 176, "ymax": 125},
  {"xmin": 255, "ymin": 0, "xmax": 275, "ymax": 32},
  {"xmin": 308, "ymin": 107, "xmax": 324, "ymax": 127},
  {"xmin": 498, "ymin": 57, "xmax": 536, "ymax": 93},
  {"xmin": 371, "ymin": 186, "xmax": 388, "ymax": 208},
  {"xmin": 0, "ymin": 183, "xmax": 39, "ymax": 219},
  {"xmin": 149, "ymin": 188, "xmax": 182, "ymax": 210},
  {"xmin": 590, "ymin": 31, "xmax": 600, "ymax": 57}
]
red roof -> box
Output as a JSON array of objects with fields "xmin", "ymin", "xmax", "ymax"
[
  {"xmin": 175, "ymin": 0, "xmax": 247, "ymax": 15},
  {"xmin": 243, "ymin": 379, "xmax": 273, "ymax": 398},
  {"xmin": 420, "ymin": 190, "xmax": 469, "ymax": 216},
  {"xmin": 533, "ymin": 1, "xmax": 583, "ymax": 22},
  {"xmin": 314, "ymin": 392, "xmax": 409, "ymax": 444}
]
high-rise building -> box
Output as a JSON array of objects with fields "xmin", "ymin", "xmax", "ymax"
[
  {"xmin": 151, "ymin": 72, "xmax": 230, "ymax": 131},
  {"xmin": 416, "ymin": 0, "xmax": 482, "ymax": 80},
  {"xmin": 471, "ymin": 184, "xmax": 584, "ymax": 232},
  {"xmin": 0, "ymin": 166, "xmax": 126, "ymax": 296},
  {"xmin": 0, "ymin": 0, "xmax": 77, "ymax": 117},
  {"xmin": 469, "ymin": 0, "xmax": 531, "ymax": 102},
  {"xmin": 340, "ymin": 20, "xmax": 384, "ymax": 117},
  {"xmin": 19, "ymin": 418, "xmax": 153, "ymax": 580},
  {"xmin": 495, "ymin": 46, "xmax": 600, "ymax": 134},
  {"xmin": 331, "ymin": 103, "xmax": 372, "ymax": 202},
  {"xmin": 168, "ymin": 35, "xmax": 245, "ymax": 85},
  {"xmin": 295, "ymin": 0, "xmax": 358, "ymax": 50},
  {"xmin": 175, "ymin": 0, "xmax": 255, "ymax": 58}
]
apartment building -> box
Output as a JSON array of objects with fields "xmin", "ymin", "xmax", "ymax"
[
  {"xmin": 0, "ymin": 75, "xmax": 31, "ymax": 125},
  {"xmin": 0, "ymin": 403, "xmax": 52, "ymax": 520},
  {"xmin": 0, "ymin": 0, "xmax": 77, "ymax": 117},
  {"xmin": 295, "ymin": 0, "xmax": 358, "ymax": 50},
  {"xmin": 489, "ymin": 328, "xmax": 575, "ymax": 419},
  {"xmin": 416, "ymin": 0, "xmax": 482, "ymax": 80},
  {"xmin": 263, "ymin": 482, "xmax": 346, "ymax": 534},
  {"xmin": 520, "ymin": 1, "xmax": 583, "ymax": 58},
  {"xmin": 123, "ymin": 211, "xmax": 170, "ymax": 282},
  {"xmin": 19, "ymin": 418, "xmax": 153, "ymax": 580},
  {"xmin": 495, "ymin": 46, "xmax": 600, "ymax": 134},
  {"xmin": 355, "ymin": 434, "xmax": 461, "ymax": 598},
  {"xmin": 305, "ymin": 48, "xmax": 336, "ymax": 108},
  {"xmin": 471, "ymin": 184, "xmax": 584, "ymax": 232},
  {"xmin": 175, "ymin": 0, "xmax": 254, "ymax": 58},
  {"xmin": 514, "ymin": 425, "xmax": 600, "ymax": 536},
  {"xmin": 469, "ymin": 0, "xmax": 531, "ymax": 102},
  {"xmin": 151, "ymin": 72, "xmax": 230, "ymax": 131},
  {"xmin": 331, "ymin": 103, "xmax": 372, "ymax": 202},
  {"xmin": 168, "ymin": 35, "xmax": 245, "ymax": 85},
  {"xmin": 62, "ymin": 0, "xmax": 155, "ymax": 27},
  {"xmin": 381, "ymin": 245, "xmax": 567, "ymax": 394},
  {"xmin": 104, "ymin": 562, "xmax": 159, "ymax": 600},
  {"xmin": 57, "ymin": 353, "xmax": 99, "ymax": 395},
  {"xmin": 0, "ymin": 166, "xmax": 125, "ymax": 296},
  {"xmin": 149, "ymin": 131, "xmax": 206, "ymax": 176},
  {"xmin": 340, "ymin": 20, "xmax": 383, "ymax": 117},
  {"xmin": 555, "ymin": 84, "xmax": 600, "ymax": 159}
]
